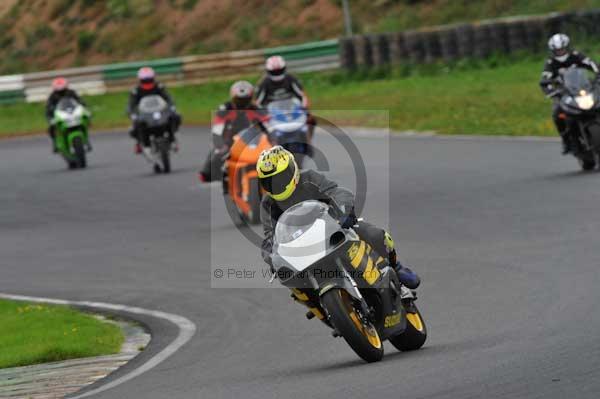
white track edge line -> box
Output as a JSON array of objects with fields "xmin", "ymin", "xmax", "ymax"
[{"xmin": 0, "ymin": 293, "xmax": 197, "ymax": 399}]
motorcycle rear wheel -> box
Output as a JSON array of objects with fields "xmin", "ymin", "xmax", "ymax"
[
  {"xmin": 389, "ymin": 302, "xmax": 427, "ymax": 351},
  {"xmin": 321, "ymin": 289, "xmax": 383, "ymax": 363}
]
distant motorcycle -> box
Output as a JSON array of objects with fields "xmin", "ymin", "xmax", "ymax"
[
  {"xmin": 51, "ymin": 97, "xmax": 91, "ymax": 169},
  {"xmin": 266, "ymin": 98, "xmax": 310, "ymax": 167},
  {"xmin": 271, "ymin": 200, "xmax": 427, "ymax": 363},
  {"xmin": 223, "ymin": 125, "xmax": 272, "ymax": 224},
  {"xmin": 551, "ymin": 67, "xmax": 600, "ymax": 170},
  {"xmin": 135, "ymin": 95, "xmax": 176, "ymax": 174}
]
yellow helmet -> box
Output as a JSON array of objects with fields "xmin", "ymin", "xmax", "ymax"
[{"xmin": 257, "ymin": 146, "xmax": 299, "ymax": 201}]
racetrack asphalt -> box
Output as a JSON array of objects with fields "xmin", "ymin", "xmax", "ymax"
[{"xmin": 1, "ymin": 127, "xmax": 600, "ymax": 399}]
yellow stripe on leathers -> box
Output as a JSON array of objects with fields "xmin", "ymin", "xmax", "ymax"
[
  {"xmin": 349, "ymin": 241, "xmax": 380, "ymax": 285},
  {"xmin": 350, "ymin": 241, "xmax": 366, "ymax": 268},
  {"xmin": 363, "ymin": 257, "xmax": 380, "ymax": 285}
]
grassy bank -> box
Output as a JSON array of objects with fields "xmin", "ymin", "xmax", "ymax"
[
  {"xmin": 0, "ymin": 299, "xmax": 124, "ymax": 369},
  {"xmin": 0, "ymin": 57, "xmax": 561, "ymax": 138},
  {"xmin": 3, "ymin": 0, "xmax": 600, "ymax": 75}
]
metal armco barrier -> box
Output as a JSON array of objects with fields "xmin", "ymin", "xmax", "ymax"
[
  {"xmin": 0, "ymin": 40, "xmax": 340, "ymax": 104},
  {"xmin": 339, "ymin": 9, "xmax": 600, "ymax": 69}
]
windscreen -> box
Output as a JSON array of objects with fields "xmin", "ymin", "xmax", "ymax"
[
  {"xmin": 138, "ymin": 95, "xmax": 168, "ymax": 113},
  {"xmin": 563, "ymin": 68, "xmax": 593, "ymax": 95},
  {"xmin": 268, "ymin": 99, "xmax": 299, "ymax": 113},
  {"xmin": 267, "ymin": 98, "xmax": 305, "ymax": 125},
  {"xmin": 56, "ymin": 97, "xmax": 79, "ymax": 112},
  {"xmin": 275, "ymin": 201, "xmax": 329, "ymax": 244}
]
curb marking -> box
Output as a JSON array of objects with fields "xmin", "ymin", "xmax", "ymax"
[{"xmin": 0, "ymin": 293, "xmax": 197, "ymax": 399}]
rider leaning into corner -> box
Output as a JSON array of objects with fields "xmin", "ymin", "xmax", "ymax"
[
  {"xmin": 127, "ymin": 67, "xmax": 182, "ymax": 154},
  {"xmin": 256, "ymin": 145, "xmax": 421, "ymax": 290},
  {"xmin": 540, "ymin": 33, "xmax": 600, "ymax": 154},
  {"xmin": 255, "ymin": 55, "xmax": 316, "ymax": 141},
  {"xmin": 45, "ymin": 77, "xmax": 91, "ymax": 153},
  {"xmin": 199, "ymin": 80, "xmax": 269, "ymax": 182}
]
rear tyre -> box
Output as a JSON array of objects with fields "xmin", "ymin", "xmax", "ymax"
[
  {"xmin": 321, "ymin": 289, "xmax": 384, "ymax": 363},
  {"xmin": 389, "ymin": 302, "xmax": 427, "ymax": 351},
  {"xmin": 248, "ymin": 178, "xmax": 262, "ymax": 225},
  {"xmin": 72, "ymin": 137, "xmax": 86, "ymax": 168}
]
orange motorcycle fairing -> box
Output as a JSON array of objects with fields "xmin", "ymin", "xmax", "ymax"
[{"xmin": 225, "ymin": 129, "xmax": 272, "ymax": 223}]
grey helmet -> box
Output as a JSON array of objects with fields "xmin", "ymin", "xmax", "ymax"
[
  {"xmin": 229, "ymin": 80, "xmax": 254, "ymax": 108},
  {"xmin": 548, "ymin": 33, "xmax": 570, "ymax": 62}
]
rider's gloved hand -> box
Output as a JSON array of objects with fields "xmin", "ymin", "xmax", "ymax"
[{"xmin": 339, "ymin": 210, "xmax": 358, "ymax": 229}]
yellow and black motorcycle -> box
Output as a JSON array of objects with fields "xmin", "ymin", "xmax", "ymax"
[{"xmin": 271, "ymin": 200, "xmax": 426, "ymax": 363}]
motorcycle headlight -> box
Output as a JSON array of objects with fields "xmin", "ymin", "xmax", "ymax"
[
  {"xmin": 575, "ymin": 92, "xmax": 595, "ymax": 110},
  {"xmin": 153, "ymin": 111, "xmax": 162, "ymax": 120}
]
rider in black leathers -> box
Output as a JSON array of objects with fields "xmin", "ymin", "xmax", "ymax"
[
  {"xmin": 257, "ymin": 146, "xmax": 420, "ymax": 290},
  {"xmin": 127, "ymin": 67, "xmax": 181, "ymax": 153},
  {"xmin": 540, "ymin": 33, "xmax": 600, "ymax": 154},
  {"xmin": 255, "ymin": 55, "xmax": 316, "ymax": 140}
]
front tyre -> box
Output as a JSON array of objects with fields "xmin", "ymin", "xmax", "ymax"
[
  {"xmin": 72, "ymin": 136, "xmax": 87, "ymax": 168},
  {"xmin": 248, "ymin": 178, "xmax": 261, "ymax": 225},
  {"xmin": 160, "ymin": 142, "xmax": 171, "ymax": 173},
  {"xmin": 577, "ymin": 154, "xmax": 596, "ymax": 171},
  {"xmin": 321, "ymin": 289, "xmax": 383, "ymax": 363},
  {"xmin": 389, "ymin": 302, "xmax": 427, "ymax": 351}
]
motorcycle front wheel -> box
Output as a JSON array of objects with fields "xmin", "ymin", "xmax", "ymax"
[
  {"xmin": 72, "ymin": 136, "xmax": 87, "ymax": 168},
  {"xmin": 577, "ymin": 153, "xmax": 596, "ymax": 171},
  {"xmin": 160, "ymin": 141, "xmax": 171, "ymax": 173},
  {"xmin": 321, "ymin": 289, "xmax": 383, "ymax": 363},
  {"xmin": 247, "ymin": 178, "xmax": 261, "ymax": 225}
]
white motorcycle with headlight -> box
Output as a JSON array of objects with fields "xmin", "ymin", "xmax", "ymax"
[{"xmin": 552, "ymin": 67, "xmax": 600, "ymax": 170}]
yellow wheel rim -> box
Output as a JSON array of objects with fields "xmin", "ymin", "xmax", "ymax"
[
  {"xmin": 341, "ymin": 291, "xmax": 382, "ymax": 349},
  {"xmin": 406, "ymin": 312, "xmax": 424, "ymax": 332}
]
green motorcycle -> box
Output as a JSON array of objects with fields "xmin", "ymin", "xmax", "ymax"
[{"xmin": 51, "ymin": 97, "xmax": 91, "ymax": 169}]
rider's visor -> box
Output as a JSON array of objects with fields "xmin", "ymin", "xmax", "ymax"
[
  {"xmin": 140, "ymin": 78, "xmax": 155, "ymax": 90},
  {"xmin": 553, "ymin": 48, "xmax": 568, "ymax": 57},
  {"xmin": 259, "ymin": 162, "xmax": 296, "ymax": 195},
  {"xmin": 268, "ymin": 68, "xmax": 285, "ymax": 77}
]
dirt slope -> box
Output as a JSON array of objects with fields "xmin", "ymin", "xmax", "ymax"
[{"xmin": 1, "ymin": 0, "xmax": 599, "ymax": 74}]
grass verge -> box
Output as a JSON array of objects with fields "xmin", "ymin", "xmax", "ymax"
[
  {"xmin": 0, "ymin": 54, "xmax": 580, "ymax": 138},
  {"xmin": 0, "ymin": 299, "xmax": 124, "ymax": 369}
]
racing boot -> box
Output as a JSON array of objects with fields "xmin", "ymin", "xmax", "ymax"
[
  {"xmin": 388, "ymin": 246, "xmax": 420, "ymax": 290},
  {"xmin": 560, "ymin": 133, "xmax": 573, "ymax": 155}
]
